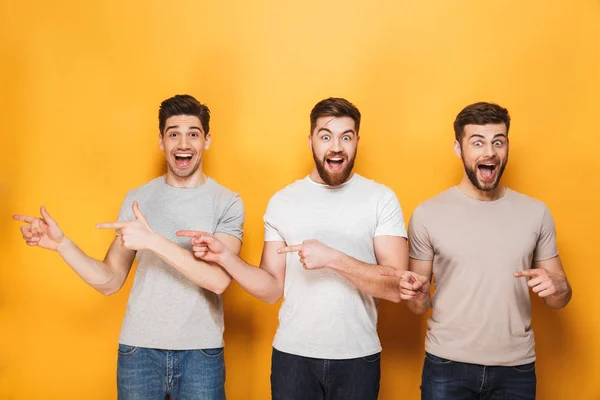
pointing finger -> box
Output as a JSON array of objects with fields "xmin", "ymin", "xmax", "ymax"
[
  {"xmin": 514, "ymin": 269, "xmax": 542, "ymax": 278},
  {"xmin": 12, "ymin": 214, "xmax": 36, "ymax": 224},
  {"xmin": 96, "ymin": 221, "xmax": 129, "ymax": 229},
  {"xmin": 176, "ymin": 230, "xmax": 209, "ymax": 238},
  {"xmin": 278, "ymin": 244, "xmax": 303, "ymax": 254}
]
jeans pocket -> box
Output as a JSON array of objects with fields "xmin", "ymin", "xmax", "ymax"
[
  {"xmin": 117, "ymin": 344, "xmax": 139, "ymax": 356},
  {"xmin": 362, "ymin": 352, "xmax": 381, "ymax": 363},
  {"xmin": 512, "ymin": 362, "xmax": 535, "ymax": 373},
  {"xmin": 425, "ymin": 352, "xmax": 454, "ymax": 365},
  {"xmin": 199, "ymin": 347, "xmax": 224, "ymax": 358}
]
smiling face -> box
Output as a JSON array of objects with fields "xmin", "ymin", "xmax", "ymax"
[
  {"xmin": 309, "ymin": 116, "xmax": 359, "ymax": 186},
  {"xmin": 455, "ymin": 123, "xmax": 509, "ymax": 191},
  {"xmin": 159, "ymin": 114, "xmax": 211, "ymax": 184}
]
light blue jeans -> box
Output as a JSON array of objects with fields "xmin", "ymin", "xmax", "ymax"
[{"xmin": 117, "ymin": 344, "xmax": 226, "ymax": 400}]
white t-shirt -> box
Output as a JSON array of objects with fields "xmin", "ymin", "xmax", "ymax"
[{"xmin": 264, "ymin": 174, "xmax": 407, "ymax": 359}]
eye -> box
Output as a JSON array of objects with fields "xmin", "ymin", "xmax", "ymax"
[
  {"xmin": 493, "ymin": 140, "xmax": 503, "ymax": 146},
  {"xmin": 342, "ymin": 135, "xmax": 351, "ymax": 141},
  {"xmin": 169, "ymin": 132, "xmax": 179, "ymax": 138},
  {"xmin": 473, "ymin": 141, "xmax": 482, "ymax": 147},
  {"xmin": 189, "ymin": 132, "xmax": 199, "ymax": 138},
  {"xmin": 322, "ymin": 135, "xmax": 331, "ymax": 141}
]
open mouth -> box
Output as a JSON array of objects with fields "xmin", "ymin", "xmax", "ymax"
[
  {"xmin": 326, "ymin": 157, "xmax": 345, "ymax": 172},
  {"xmin": 174, "ymin": 153, "xmax": 194, "ymax": 168},
  {"xmin": 477, "ymin": 163, "xmax": 497, "ymax": 180}
]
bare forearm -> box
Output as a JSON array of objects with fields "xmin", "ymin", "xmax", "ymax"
[
  {"xmin": 57, "ymin": 238, "xmax": 118, "ymax": 294},
  {"xmin": 544, "ymin": 281, "xmax": 572, "ymax": 309},
  {"xmin": 220, "ymin": 253, "xmax": 282, "ymax": 304},
  {"xmin": 406, "ymin": 296, "xmax": 431, "ymax": 314},
  {"xmin": 329, "ymin": 252, "xmax": 403, "ymax": 303},
  {"xmin": 147, "ymin": 234, "xmax": 231, "ymax": 294}
]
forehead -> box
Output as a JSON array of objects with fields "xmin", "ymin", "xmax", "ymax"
[
  {"xmin": 313, "ymin": 116, "xmax": 356, "ymax": 134},
  {"xmin": 463, "ymin": 123, "xmax": 507, "ymax": 139},
  {"xmin": 164, "ymin": 115, "xmax": 203, "ymax": 130}
]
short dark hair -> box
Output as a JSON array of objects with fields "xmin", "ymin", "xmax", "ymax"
[
  {"xmin": 454, "ymin": 102, "xmax": 510, "ymax": 142},
  {"xmin": 310, "ymin": 98, "xmax": 361, "ymax": 134},
  {"xmin": 158, "ymin": 94, "xmax": 210, "ymax": 137}
]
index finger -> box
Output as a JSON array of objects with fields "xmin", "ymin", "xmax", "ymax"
[
  {"xmin": 12, "ymin": 214, "xmax": 36, "ymax": 223},
  {"xmin": 96, "ymin": 221, "xmax": 128, "ymax": 229},
  {"xmin": 514, "ymin": 269, "xmax": 541, "ymax": 278},
  {"xmin": 176, "ymin": 230, "xmax": 208, "ymax": 238},
  {"xmin": 277, "ymin": 244, "xmax": 303, "ymax": 254}
]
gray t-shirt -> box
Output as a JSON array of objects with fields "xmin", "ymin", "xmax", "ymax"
[{"xmin": 117, "ymin": 176, "xmax": 244, "ymax": 350}]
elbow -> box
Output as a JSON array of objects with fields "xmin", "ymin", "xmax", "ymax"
[
  {"xmin": 263, "ymin": 290, "xmax": 283, "ymax": 305},
  {"xmin": 211, "ymin": 276, "xmax": 232, "ymax": 295},
  {"xmin": 98, "ymin": 286, "xmax": 120, "ymax": 296}
]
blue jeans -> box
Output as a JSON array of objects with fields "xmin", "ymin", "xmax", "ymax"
[
  {"xmin": 421, "ymin": 352, "xmax": 536, "ymax": 400},
  {"xmin": 117, "ymin": 344, "xmax": 226, "ymax": 400},
  {"xmin": 270, "ymin": 347, "xmax": 380, "ymax": 400}
]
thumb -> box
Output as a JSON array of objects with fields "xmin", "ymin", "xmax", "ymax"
[
  {"xmin": 40, "ymin": 206, "xmax": 58, "ymax": 227},
  {"xmin": 132, "ymin": 201, "xmax": 149, "ymax": 225}
]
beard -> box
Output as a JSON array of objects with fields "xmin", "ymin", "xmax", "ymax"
[
  {"xmin": 313, "ymin": 150, "xmax": 356, "ymax": 187},
  {"xmin": 462, "ymin": 154, "xmax": 508, "ymax": 191}
]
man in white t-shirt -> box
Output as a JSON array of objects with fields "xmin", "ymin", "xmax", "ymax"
[{"xmin": 177, "ymin": 97, "xmax": 408, "ymax": 399}]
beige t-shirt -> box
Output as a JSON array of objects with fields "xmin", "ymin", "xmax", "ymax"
[{"xmin": 409, "ymin": 187, "xmax": 558, "ymax": 366}]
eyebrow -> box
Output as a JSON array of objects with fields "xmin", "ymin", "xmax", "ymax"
[
  {"xmin": 469, "ymin": 133, "xmax": 507, "ymax": 140},
  {"xmin": 165, "ymin": 125, "xmax": 202, "ymax": 133},
  {"xmin": 317, "ymin": 127, "xmax": 356, "ymax": 135}
]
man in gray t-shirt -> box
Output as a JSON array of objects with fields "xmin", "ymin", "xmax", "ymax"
[{"xmin": 13, "ymin": 95, "xmax": 244, "ymax": 400}]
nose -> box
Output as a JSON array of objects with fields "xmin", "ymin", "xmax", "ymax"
[
  {"xmin": 331, "ymin": 137, "xmax": 343, "ymax": 152},
  {"xmin": 177, "ymin": 134, "xmax": 190, "ymax": 149},
  {"xmin": 483, "ymin": 143, "xmax": 495, "ymax": 158}
]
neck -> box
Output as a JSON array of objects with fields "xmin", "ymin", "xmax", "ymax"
[
  {"xmin": 165, "ymin": 167, "xmax": 207, "ymax": 188},
  {"xmin": 457, "ymin": 175, "xmax": 506, "ymax": 201}
]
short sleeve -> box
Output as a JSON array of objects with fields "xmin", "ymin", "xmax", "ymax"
[
  {"xmin": 408, "ymin": 205, "xmax": 434, "ymax": 261},
  {"xmin": 263, "ymin": 196, "xmax": 285, "ymax": 242},
  {"xmin": 533, "ymin": 206, "xmax": 559, "ymax": 261},
  {"xmin": 117, "ymin": 191, "xmax": 135, "ymax": 222},
  {"xmin": 374, "ymin": 188, "xmax": 407, "ymax": 238},
  {"xmin": 215, "ymin": 195, "xmax": 245, "ymax": 241}
]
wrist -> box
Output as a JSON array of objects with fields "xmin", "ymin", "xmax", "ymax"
[
  {"xmin": 326, "ymin": 250, "xmax": 344, "ymax": 270},
  {"xmin": 56, "ymin": 237, "xmax": 72, "ymax": 255},
  {"xmin": 145, "ymin": 232, "xmax": 162, "ymax": 251}
]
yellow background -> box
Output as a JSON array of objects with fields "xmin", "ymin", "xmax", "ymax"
[{"xmin": 1, "ymin": 0, "xmax": 598, "ymax": 398}]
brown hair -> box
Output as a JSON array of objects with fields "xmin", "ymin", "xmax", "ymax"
[
  {"xmin": 310, "ymin": 98, "xmax": 361, "ymax": 135},
  {"xmin": 158, "ymin": 94, "xmax": 210, "ymax": 137},
  {"xmin": 454, "ymin": 102, "xmax": 510, "ymax": 142}
]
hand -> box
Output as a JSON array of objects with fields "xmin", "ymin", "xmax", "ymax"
[
  {"xmin": 13, "ymin": 206, "xmax": 65, "ymax": 251},
  {"xmin": 96, "ymin": 201, "xmax": 155, "ymax": 251},
  {"xmin": 514, "ymin": 268, "xmax": 568, "ymax": 298},
  {"xmin": 176, "ymin": 231, "xmax": 232, "ymax": 264},
  {"xmin": 277, "ymin": 239, "xmax": 338, "ymax": 270},
  {"xmin": 380, "ymin": 269, "xmax": 430, "ymax": 301}
]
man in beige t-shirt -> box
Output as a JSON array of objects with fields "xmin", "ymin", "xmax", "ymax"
[{"xmin": 392, "ymin": 102, "xmax": 572, "ymax": 399}]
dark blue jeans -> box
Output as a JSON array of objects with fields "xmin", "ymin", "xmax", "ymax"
[
  {"xmin": 270, "ymin": 347, "xmax": 380, "ymax": 400},
  {"xmin": 117, "ymin": 344, "xmax": 226, "ymax": 400},
  {"xmin": 421, "ymin": 352, "xmax": 536, "ymax": 400}
]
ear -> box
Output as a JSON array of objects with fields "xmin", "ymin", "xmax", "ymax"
[
  {"xmin": 159, "ymin": 134, "xmax": 164, "ymax": 151},
  {"xmin": 356, "ymin": 135, "xmax": 360, "ymax": 144},
  {"xmin": 453, "ymin": 140, "xmax": 462, "ymax": 158},
  {"xmin": 308, "ymin": 133, "xmax": 313, "ymax": 151},
  {"xmin": 204, "ymin": 133, "xmax": 212, "ymax": 150}
]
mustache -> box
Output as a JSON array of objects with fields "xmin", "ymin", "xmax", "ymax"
[{"xmin": 323, "ymin": 151, "xmax": 347, "ymax": 160}]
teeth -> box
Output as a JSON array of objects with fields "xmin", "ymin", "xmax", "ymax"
[
  {"xmin": 175, "ymin": 154, "xmax": 192, "ymax": 158},
  {"xmin": 329, "ymin": 158, "xmax": 343, "ymax": 161}
]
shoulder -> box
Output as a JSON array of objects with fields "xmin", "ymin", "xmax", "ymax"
[
  {"xmin": 267, "ymin": 177, "xmax": 308, "ymax": 205},
  {"xmin": 122, "ymin": 177, "xmax": 163, "ymax": 200},
  {"xmin": 207, "ymin": 178, "xmax": 241, "ymax": 202}
]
